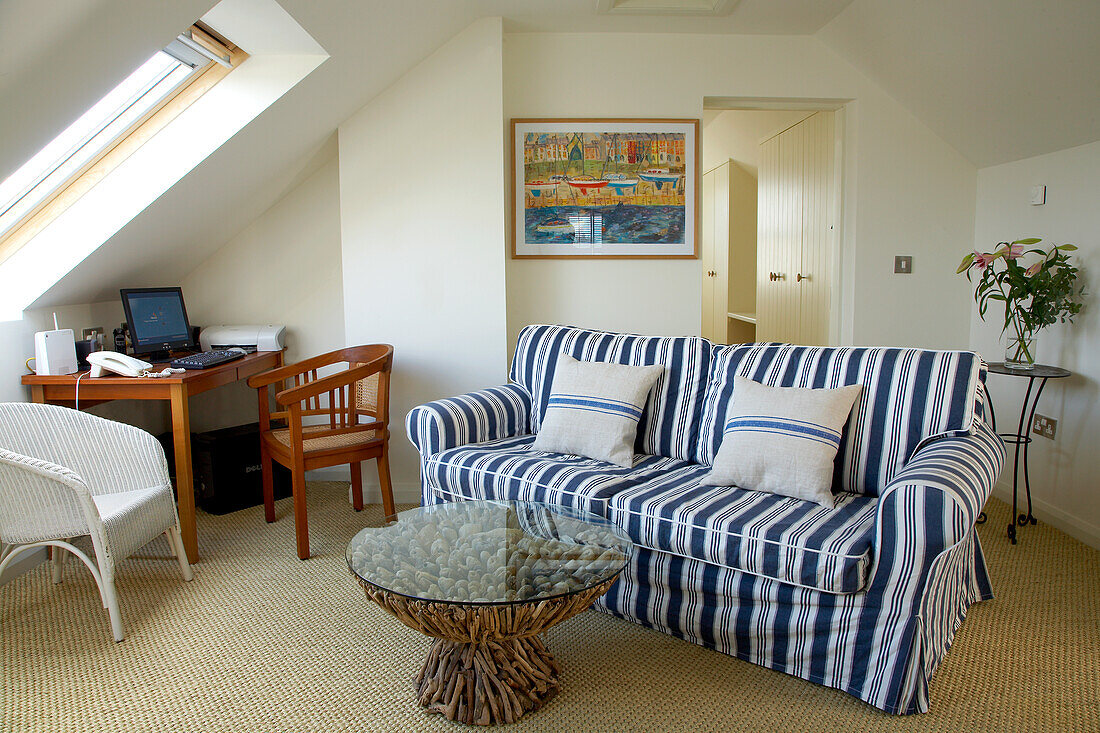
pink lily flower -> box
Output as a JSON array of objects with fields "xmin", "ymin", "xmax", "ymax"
[
  {"xmin": 1003, "ymin": 243, "xmax": 1025, "ymax": 259},
  {"xmin": 972, "ymin": 251, "xmax": 995, "ymax": 269},
  {"xmin": 1025, "ymin": 262, "xmax": 1042, "ymax": 277}
]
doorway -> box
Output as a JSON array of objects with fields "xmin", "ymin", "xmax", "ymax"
[{"xmin": 700, "ymin": 104, "xmax": 843, "ymax": 346}]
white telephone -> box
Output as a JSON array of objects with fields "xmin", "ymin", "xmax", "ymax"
[{"xmin": 86, "ymin": 351, "xmax": 153, "ymax": 378}]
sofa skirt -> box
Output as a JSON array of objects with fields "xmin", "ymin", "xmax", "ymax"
[{"xmin": 594, "ymin": 533, "xmax": 993, "ymax": 715}]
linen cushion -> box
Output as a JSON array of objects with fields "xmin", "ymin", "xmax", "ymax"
[
  {"xmin": 531, "ymin": 354, "xmax": 663, "ymax": 468},
  {"xmin": 510, "ymin": 324, "xmax": 712, "ymax": 462},
  {"xmin": 421, "ymin": 434, "xmax": 693, "ymax": 517},
  {"xmin": 701, "ymin": 377, "xmax": 862, "ymax": 507},
  {"xmin": 696, "ymin": 344, "xmax": 984, "ymax": 496}
]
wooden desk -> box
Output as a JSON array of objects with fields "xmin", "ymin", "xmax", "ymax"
[{"xmin": 21, "ymin": 350, "xmax": 284, "ymax": 563}]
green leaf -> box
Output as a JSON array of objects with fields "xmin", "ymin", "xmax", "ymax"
[
  {"xmin": 1012, "ymin": 238, "xmax": 1042, "ymax": 245},
  {"xmin": 1056, "ymin": 243, "xmax": 1078, "ymax": 251}
]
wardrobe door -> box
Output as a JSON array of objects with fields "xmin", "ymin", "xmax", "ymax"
[
  {"xmin": 711, "ymin": 163, "xmax": 730, "ymax": 343},
  {"xmin": 756, "ymin": 134, "xmax": 784, "ymax": 342},
  {"xmin": 795, "ymin": 111, "xmax": 835, "ymax": 346},
  {"xmin": 757, "ymin": 111, "xmax": 836, "ymax": 345},
  {"xmin": 701, "ymin": 167, "xmax": 717, "ymax": 341}
]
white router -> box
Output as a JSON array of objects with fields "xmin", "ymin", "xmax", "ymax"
[{"xmin": 34, "ymin": 313, "xmax": 78, "ymax": 376}]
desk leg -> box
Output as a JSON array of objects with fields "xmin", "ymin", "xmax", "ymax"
[
  {"xmin": 170, "ymin": 385, "xmax": 198, "ymax": 563},
  {"xmin": 30, "ymin": 386, "xmax": 45, "ymax": 404}
]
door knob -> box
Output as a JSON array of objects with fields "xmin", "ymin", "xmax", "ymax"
[
  {"xmin": 768, "ymin": 272, "xmax": 776, "ymax": 281},
  {"xmin": 797, "ymin": 273, "xmax": 810, "ymax": 282}
]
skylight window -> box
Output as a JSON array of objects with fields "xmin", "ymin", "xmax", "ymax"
[{"xmin": 0, "ymin": 25, "xmax": 244, "ymax": 264}]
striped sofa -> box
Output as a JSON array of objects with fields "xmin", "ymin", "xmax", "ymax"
[{"xmin": 406, "ymin": 324, "xmax": 1004, "ymax": 714}]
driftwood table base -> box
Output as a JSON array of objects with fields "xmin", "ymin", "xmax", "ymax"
[
  {"xmin": 355, "ymin": 575, "xmax": 620, "ymax": 725},
  {"xmin": 415, "ymin": 636, "xmax": 561, "ymax": 725}
]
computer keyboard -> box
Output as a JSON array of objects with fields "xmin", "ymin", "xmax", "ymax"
[{"xmin": 170, "ymin": 350, "xmax": 245, "ymax": 370}]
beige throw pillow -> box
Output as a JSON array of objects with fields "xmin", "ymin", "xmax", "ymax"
[
  {"xmin": 700, "ymin": 376, "xmax": 863, "ymax": 507},
  {"xmin": 530, "ymin": 354, "xmax": 663, "ymax": 468}
]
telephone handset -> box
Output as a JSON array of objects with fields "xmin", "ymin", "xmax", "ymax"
[{"xmin": 86, "ymin": 351, "xmax": 153, "ymax": 378}]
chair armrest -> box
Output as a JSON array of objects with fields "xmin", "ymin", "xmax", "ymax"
[
  {"xmin": 405, "ymin": 384, "xmax": 532, "ymax": 456},
  {"xmin": 247, "ymin": 351, "xmax": 346, "ymax": 389},
  {"xmin": 274, "ymin": 359, "xmax": 382, "ymax": 407},
  {"xmin": 0, "ymin": 450, "xmax": 100, "ymax": 544},
  {"xmin": 873, "ymin": 421, "xmax": 1005, "ymax": 559}
]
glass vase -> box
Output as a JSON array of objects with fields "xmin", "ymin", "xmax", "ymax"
[{"xmin": 1004, "ymin": 333, "xmax": 1037, "ymax": 369}]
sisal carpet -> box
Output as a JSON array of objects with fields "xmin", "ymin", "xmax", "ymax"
[{"xmin": 2, "ymin": 482, "xmax": 1097, "ymax": 732}]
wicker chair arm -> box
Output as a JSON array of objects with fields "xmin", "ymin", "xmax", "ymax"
[{"xmin": 0, "ymin": 449, "xmax": 102, "ymax": 546}]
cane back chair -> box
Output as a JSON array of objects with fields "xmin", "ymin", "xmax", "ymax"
[{"xmin": 248, "ymin": 345, "xmax": 395, "ymax": 559}]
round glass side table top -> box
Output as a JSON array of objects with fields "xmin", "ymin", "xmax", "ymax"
[{"xmin": 346, "ymin": 500, "xmax": 634, "ymax": 725}]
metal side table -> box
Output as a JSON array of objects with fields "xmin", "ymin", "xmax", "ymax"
[{"xmin": 984, "ymin": 362, "xmax": 1071, "ymax": 544}]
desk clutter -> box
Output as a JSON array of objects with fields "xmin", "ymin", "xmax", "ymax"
[{"xmin": 29, "ymin": 287, "xmax": 285, "ymax": 378}]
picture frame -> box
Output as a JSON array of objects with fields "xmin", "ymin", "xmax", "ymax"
[{"xmin": 510, "ymin": 118, "xmax": 700, "ymax": 259}]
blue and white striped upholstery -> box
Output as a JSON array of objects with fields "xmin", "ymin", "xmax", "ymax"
[
  {"xmin": 697, "ymin": 344, "xmax": 983, "ymax": 496},
  {"xmin": 405, "ymin": 326, "xmax": 1004, "ymax": 715},
  {"xmin": 406, "ymin": 384, "xmax": 531, "ymax": 458},
  {"xmin": 598, "ymin": 422, "xmax": 1003, "ymax": 715},
  {"xmin": 510, "ymin": 325, "xmax": 711, "ymax": 461},
  {"xmin": 421, "ymin": 435, "xmax": 692, "ymax": 516},
  {"xmin": 608, "ymin": 464, "xmax": 877, "ymax": 594}
]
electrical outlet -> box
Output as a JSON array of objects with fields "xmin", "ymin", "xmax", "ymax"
[
  {"xmin": 894, "ymin": 255, "xmax": 913, "ymax": 274},
  {"xmin": 1032, "ymin": 414, "xmax": 1057, "ymax": 440}
]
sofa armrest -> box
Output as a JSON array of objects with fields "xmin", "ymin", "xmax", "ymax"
[
  {"xmin": 405, "ymin": 383, "xmax": 532, "ymax": 457},
  {"xmin": 873, "ymin": 421, "xmax": 1005, "ymax": 560}
]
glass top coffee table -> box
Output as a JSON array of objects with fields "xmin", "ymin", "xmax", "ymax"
[{"xmin": 347, "ymin": 500, "xmax": 633, "ymax": 726}]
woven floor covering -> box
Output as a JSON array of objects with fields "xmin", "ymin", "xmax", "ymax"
[{"xmin": 3, "ymin": 483, "xmax": 1097, "ymax": 732}]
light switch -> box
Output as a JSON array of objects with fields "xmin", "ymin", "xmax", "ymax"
[
  {"xmin": 1030, "ymin": 185, "xmax": 1046, "ymax": 205},
  {"xmin": 894, "ymin": 255, "xmax": 913, "ymax": 274}
]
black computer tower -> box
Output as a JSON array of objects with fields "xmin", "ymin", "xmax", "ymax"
[{"xmin": 189, "ymin": 423, "xmax": 292, "ymax": 515}]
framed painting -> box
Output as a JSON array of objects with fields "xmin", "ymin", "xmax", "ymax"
[{"xmin": 510, "ymin": 118, "xmax": 699, "ymax": 259}]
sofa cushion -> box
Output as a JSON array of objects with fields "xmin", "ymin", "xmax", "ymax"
[
  {"xmin": 532, "ymin": 354, "xmax": 664, "ymax": 468},
  {"xmin": 701, "ymin": 377, "xmax": 863, "ymax": 507},
  {"xmin": 422, "ymin": 435, "xmax": 694, "ymax": 517},
  {"xmin": 697, "ymin": 344, "xmax": 983, "ymax": 497},
  {"xmin": 510, "ymin": 324, "xmax": 711, "ymax": 462},
  {"xmin": 608, "ymin": 464, "xmax": 878, "ymax": 594}
]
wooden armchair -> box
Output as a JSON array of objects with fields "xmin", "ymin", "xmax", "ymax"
[{"xmin": 247, "ymin": 345, "xmax": 395, "ymax": 559}]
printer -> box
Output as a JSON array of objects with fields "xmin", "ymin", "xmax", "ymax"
[{"xmin": 199, "ymin": 325, "xmax": 286, "ymax": 353}]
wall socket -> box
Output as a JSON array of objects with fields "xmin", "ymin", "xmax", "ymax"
[
  {"xmin": 1033, "ymin": 414, "xmax": 1057, "ymax": 440},
  {"xmin": 894, "ymin": 255, "xmax": 913, "ymax": 274}
]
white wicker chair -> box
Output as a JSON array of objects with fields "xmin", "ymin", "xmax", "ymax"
[{"xmin": 0, "ymin": 403, "xmax": 192, "ymax": 641}]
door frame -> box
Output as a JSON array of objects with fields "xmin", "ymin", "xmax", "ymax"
[{"xmin": 701, "ymin": 97, "xmax": 851, "ymax": 346}]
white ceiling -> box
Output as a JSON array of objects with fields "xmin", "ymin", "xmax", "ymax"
[
  {"xmin": 3, "ymin": 0, "xmax": 1098, "ymax": 308},
  {"xmin": 819, "ymin": 0, "xmax": 1100, "ymax": 167}
]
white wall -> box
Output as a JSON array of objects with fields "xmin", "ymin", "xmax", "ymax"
[
  {"xmin": 970, "ymin": 140, "xmax": 1100, "ymax": 549},
  {"xmin": 702, "ymin": 109, "xmax": 812, "ymax": 175},
  {"xmin": 338, "ymin": 18, "xmax": 508, "ymax": 501},
  {"xmin": 180, "ymin": 141, "xmax": 345, "ymax": 435},
  {"xmin": 503, "ymin": 33, "xmax": 977, "ymax": 351}
]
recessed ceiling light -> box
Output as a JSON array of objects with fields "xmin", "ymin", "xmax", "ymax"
[{"xmin": 595, "ymin": 0, "xmax": 740, "ymax": 16}]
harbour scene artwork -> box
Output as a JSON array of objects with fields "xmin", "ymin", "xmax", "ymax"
[{"xmin": 518, "ymin": 127, "xmax": 691, "ymax": 252}]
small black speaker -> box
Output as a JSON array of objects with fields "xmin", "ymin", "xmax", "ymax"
[{"xmin": 75, "ymin": 339, "xmax": 100, "ymax": 370}]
